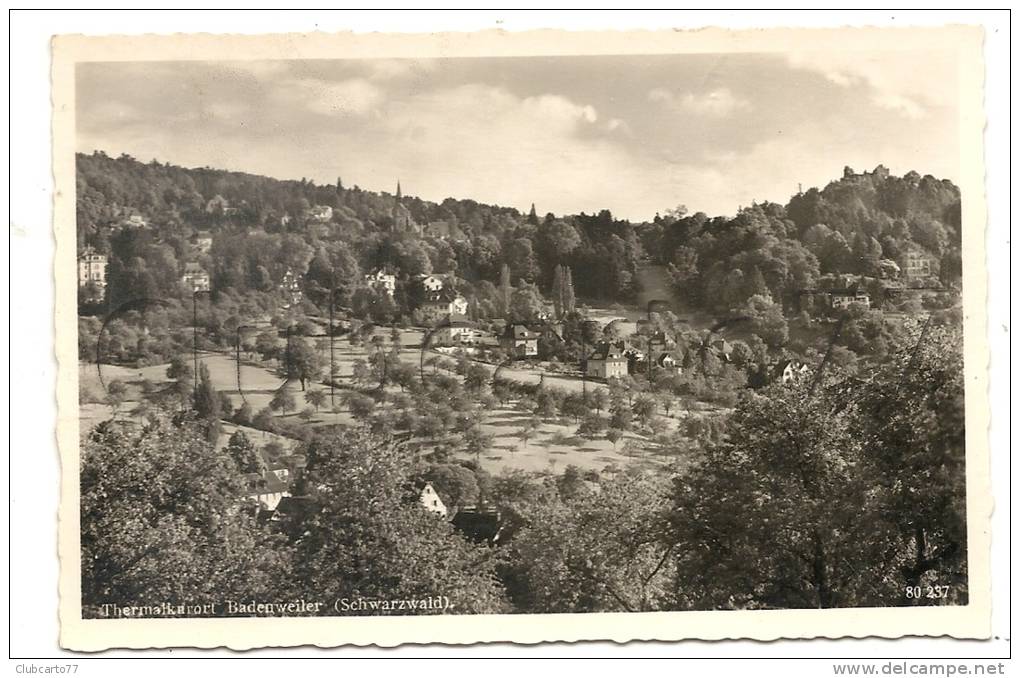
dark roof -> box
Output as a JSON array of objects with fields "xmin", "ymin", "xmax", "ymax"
[
  {"xmin": 588, "ymin": 343, "xmax": 627, "ymax": 362},
  {"xmin": 445, "ymin": 313, "xmax": 475, "ymax": 328},
  {"xmin": 503, "ymin": 324, "xmax": 540, "ymax": 340},
  {"xmin": 271, "ymin": 496, "xmax": 318, "ymax": 522},
  {"xmin": 618, "ymin": 341, "xmax": 644, "ymax": 357},
  {"xmin": 452, "ymin": 507, "xmax": 503, "ymax": 545},
  {"xmin": 245, "ymin": 472, "xmax": 288, "ymax": 495},
  {"xmin": 710, "ymin": 338, "xmax": 733, "ymax": 355},
  {"xmin": 655, "ymin": 352, "xmax": 678, "ymax": 366},
  {"xmin": 424, "ymin": 289, "xmax": 460, "ymax": 304}
]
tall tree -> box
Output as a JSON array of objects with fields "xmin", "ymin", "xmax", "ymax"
[
  {"xmin": 286, "ymin": 428, "xmax": 509, "ymax": 613},
  {"xmin": 269, "ymin": 388, "xmax": 296, "ymax": 415},
  {"xmin": 563, "ymin": 266, "xmax": 576, "ymax": 313},
  {"xmin": 852, "ymin": 322, "xmax": 967, "ymax": 602},
  {"xmin": 509, "ymin": 282, "xmax": 546, "ymax": 323},
  {"xmin": 225, "ymin": 430, "xmax": 266, "ymax": 475},
  {"xmin": 499, "ymin": 263, "xmax": 512, "ymax": 318},
  {"xmin": 80, "ymin": 416, "xmax": 292, "ymax": 616},
  {"xmin": 192, "ymin": 363, "xmax": 222, "ymax": 444},
  {"xmin": 506, "ymin": 473, "xmax": 675, "ymax": 612},
  {"xmin": 282, "ymin": 337, "xmax": 323, "ymax": 390},
  {"xmin": 551, "ymin": 265, "xmax": 564, "ymax": 319}
]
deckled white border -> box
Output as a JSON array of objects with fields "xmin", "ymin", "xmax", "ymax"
[{"xmin": 52, "ymin": 25, "xmax": 991, "ymax": 651}]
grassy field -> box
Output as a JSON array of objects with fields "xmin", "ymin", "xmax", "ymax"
[
  {"xmin": 78, "ymin": 322, "xmax": 701, "ymax": 475},
  {"xmin": 464, "ymin": 404, "xmax": 676, "ymax": 475}
]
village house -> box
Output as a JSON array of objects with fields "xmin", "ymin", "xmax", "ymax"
[
  {"xmin": 652, "ymin": 351, "xmax": 682, "ymax": 375},
  {"xmin": 901, "ymin": 250, "xmax": 935, "ymax": 280},
  {"xmin": 122, "ymin": 213, "xmax": 148, "ymax": 229},
  {"xmin": 585, "ymin": 343, "xmax": 629, "ymax": 380},
  {"xmin": 422, "ymin": 220, "xmax": 466, "ymax": 241},
  {"xmin": 618, "ymin": 342, "xmax": 646, "ymax": 374},
  {"xmin": 182, "ymin": 262, "xmax": 211, "ymax": 293},
  {"xmin": 435, "ymin": 314, "xmax": 488, "ymax": 347},
  {"xmin": 421, "ymin": 290, "xmax": 469, "ymax": 324},
  {"xmin": 710, "ymin": 338, "xmax": 733, "ymax": 361},
  {"xmin": 192, "ymin": 230, "xmax": 213, "ymax": 254},
  {"xmin": 280, "ymin": 268, "xmax": 303, "ymax": 306},
  {"xmin": 452, "ymin": 506, "xmax": 504, "ymax": 545},
  {"xmin": 416, "ymin": 274, "xmax": 445, "ymax": 292},
  {"xmin": 244, "ymin": 447, "xmax": 306, "ymax": 517},
  {"xmin": 830, "ymin": 289, "xmax": 871, "ymax": 310},
  {"xmin": 305, "ymin": 205, "xmax": 334, "ymax": 222},
  {"xmin": 205, "ymin": 195, "xmax": 230, "ymax": 214},
  {"xmin": 648, "ymin": 331, "xmax": 671, "ymax": 356},
  {"xmin": 244, "ymin": 471, "xmax": 290, "ymax": 513},
  {"xmin": 799, "ymin": 284, "xmax": 871, "ymax": 315},
  {"xmin": 500, "ymin": 324, "xmax": 540, "ymax": 359},
  {"xmin": 773, "ymin": 359, "xmax": 811, "ymax": 384},
  {"xmin": 365, "ymin": 269, "xmax": 397, "ymax": 298},
  {"xmin": 78, "ymin": 246, "xmax": 108, "ymax": 301},
  {"xmin": 419, "ymin": 482, "xmax": 448, "ymax": 518}
]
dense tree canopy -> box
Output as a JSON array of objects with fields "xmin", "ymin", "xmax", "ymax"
[
  {"xmin": 285, "ymin": 428, "xmax": 509, "ymax": 614},
  {"xmin": 80, "ymin": 415, "xmax": 293, "ymax": 615}
]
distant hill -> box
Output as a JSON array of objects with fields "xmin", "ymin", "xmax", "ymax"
[
  {"xmin": 76, "ymin": 151, "xmax": 524, "ymax": 247},
  {"xmin": 644, "ymin": 164, "xmax": 961, "ymax": 313},
  {"xmin": 76, "ymin": 152, "xmax": 961, "ymax": 320}
]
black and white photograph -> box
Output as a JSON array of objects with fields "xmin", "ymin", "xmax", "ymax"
[{"xmin": 44, "ymin": 22, "xmax": 995, "ymax": 651}]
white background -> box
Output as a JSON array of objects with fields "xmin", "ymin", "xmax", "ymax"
[{"xmin": 6, "ymin": 8, "xmax": 1013, "ymax": 668}]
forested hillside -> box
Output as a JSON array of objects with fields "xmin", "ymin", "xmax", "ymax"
[
  {"xmin": 641, "ymin": 164, "xmax": 961, "ymax": 315},
  {"xmin": 78, "ymin": 153, "xmax": 961, "ymax": 320},
  {"xmin": 76, "ymin": 151, "xmax": 642, "ymax": 313}
]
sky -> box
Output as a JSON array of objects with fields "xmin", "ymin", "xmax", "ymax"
[{"xmin": 76, "ymin": 50, "xmax": 960, "ymax": 221}]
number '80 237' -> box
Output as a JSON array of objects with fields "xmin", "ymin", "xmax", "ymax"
[{"xmin": 905, "ymin": 585, "xmax": 950, "ymax": 599}]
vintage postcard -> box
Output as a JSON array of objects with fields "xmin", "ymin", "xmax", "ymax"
[{"xmin": 53, "ymin": 25, "xmax": 991, "ymax": 650}]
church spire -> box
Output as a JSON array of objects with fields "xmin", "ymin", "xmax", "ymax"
[{"xmin": 396, "ymin": 181, "xmax": 402, "ymax": 201}]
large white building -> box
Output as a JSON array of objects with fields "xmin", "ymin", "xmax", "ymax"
[
  {"xmin": 365, "ymin": 270, "xmax": 397, "ymax": 298},
  {"xmin": 280, "ymin": 268, "xmax": 303, "ymax": 306},
  {"xmin": 435, "ymin": 315, "xmax": 488, "ymax": 346},
  {"xmin": 421, "ymin": 291, "xmax": 468, "ymax": 324},
  {"xmin": 585, "ymin": 343, "xmax": 628, "ymax": 380},
  {"xmin": 902, "ymin": 250, "xmax": 934, "ymax": 280},
  {"xmin": 78, "ymin": 247, "xmax": 108, "ymax": 301},
  {"xmin": 182, "ymin": 262, "xmax": 211, "ymax": 293}
]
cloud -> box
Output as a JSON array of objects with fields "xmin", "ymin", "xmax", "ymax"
[
  {"xmin": 294, "ymin": 78, "xmax": 385, "ymax": 117},
  {"xmin": 75, "ymin": 55, "xmax": 960, "ymax": 221},
  {"xmin": 784, "ymin": 50, "xmax": 955, "ymax": 120},
  {"xmin": 648, "ymin": 87, "xmax": 751, "ymax": 116},
  {"xmin": 365, "ymin": 58, "xmax": 437, "ymax": 81},
  {"xmin": 520, "ymin": 93, "xmax": 598, "ymax": 125}
]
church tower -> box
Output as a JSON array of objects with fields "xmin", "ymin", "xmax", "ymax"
[{"xmin": 392, "ymin": 180, "xmax": 413, "ymax": 232}]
